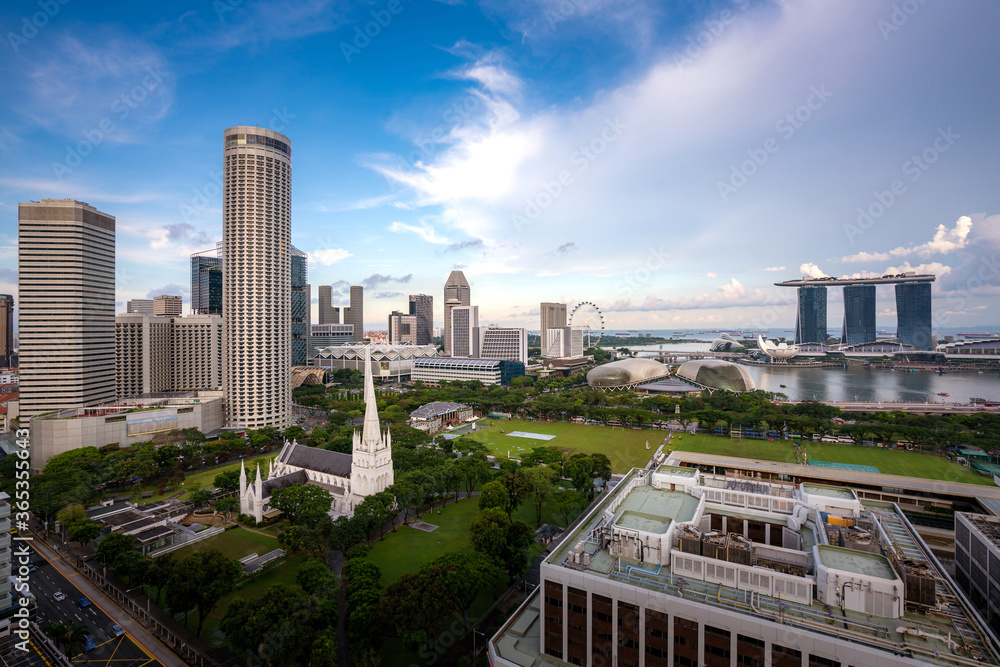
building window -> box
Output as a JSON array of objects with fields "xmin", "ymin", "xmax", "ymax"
[
  {"xmin": 673, "ymin": 617, "xmax": 698, "ymax": 667},
  {"xmin": 809, "ymin": 655, "xmax": 840, "ymax": 667},
  {"xmin": 543, "ymin": 581, "xmax": 563, "ymax": 660},
  {"xmin": 704, "ymin": 625, "xmax": 730, "ymax": 667},
  {"xmin": 773, "ymin": 644, "xmax": 803, "ymax": 667},
  {"xmin": 645, "ymin": 608, "xmax": 669, "ymax": 667},
  {"xmin": 618, "ymin": 601, "xmax": 640, "ymax": 667},
  {"xmin": 592, "ymin": 594, "xmax": 613, "ymax": 665},
  {"xmin": 737, "ymin": 635, "xmax": 765, "ymax": 667},
  {"xmin": 566, "ymin": 587, "xmax": 587, "ymax": 666}
]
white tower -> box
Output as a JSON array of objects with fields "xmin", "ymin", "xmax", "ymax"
[
  {"xmin": 222, "ymin": 127, "xmax": 292, "ymax": 429},
  {"xmin": 350, "ymin": 346, "xmax": 394, "ymax": 501}
]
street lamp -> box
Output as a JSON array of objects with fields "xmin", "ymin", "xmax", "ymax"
[
  {"xmin": 126, "ymin": 585, "xmax": 151, "ymax": 614},
  {"xmin": 473, "ymin": 629, "xmax": 488, "ymax": 658}
]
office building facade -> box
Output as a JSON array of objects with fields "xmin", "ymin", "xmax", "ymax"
[
  {"xmin": 444, "ymin": 270, "xmax": 470, "ymax": 356},
  {"xmin": 222, "ymin": 126, "xmax": 292, "ymax": 429},
  {"xmin": 842, "ymin": 284, "xmax": 876, "ymax": 345},
  {"xmin": 794, "ymin": 286, "xmax": 827, "ymax": 344},
  {"xmin": 955, "ymin": 512, "xmax": 1000, "ymax": 637},
  {"xmin": 389, "ymin": 310, "xmax": 418, "ymax": 345},
  {"xmin": 412, "ymin": 357, "xmax": 524, "ymax": 386},
  {"xmin": 0, "ymin": 294, "xmax": 12, "ymax": 367},
  {"xmin": 310, "ymin": 323, "xmax": 354, "ymax": 357},
  {"xmin": 153, "ymin": 294, "xmax": 183, "ymax": 316},
  {"xmin": 342, "ymin": 285, "xmax": 364, "ymax": 342},
  {"xmin": 540, "ymin": 302, "xmax": 567, "ymax": 357},
  {"xmin": 127, "ymin": 299, "xmax": 154, "ymax": 315},
  {"xmin": 408, "ymin": 294, "xmax": 433, "ymax": 345},
  {"xmin": 318, "ymin": 285, "xmax": 341, "ymax": 325},
  {"xmin": 291, "ymin": 247, "xmax": 310, "ymax": 366},
  {"xmin": 190, "ymin": 250, "xmax": 223, "ymax": 314},
  {"xmin": 172, "ymin": 314, "xmax": 223, "ymax": 391},
  {"xmin": 115, "ymin": 314, "xmax": 173, "ymax": 397},
  {"xmin": 545, "ymin": 326, "xmax": 584, "ymax": 358},
  {"xmin": 474, "ymin": 325, "xmax": 528, "ymax": 364},
  {"xmin": 450, "ymin": 305, "xmax": 479, "ymax": 357},
  {"xmin": 895, "ymin": 281, "xmax": 933, "ymax": 350},
  {"xmin": 18, "ymin": 199, "xmax": 116, "ymax": 417}
]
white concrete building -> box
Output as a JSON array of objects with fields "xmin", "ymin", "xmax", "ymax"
[
  {"xmin": 222, "ymin": 126, "xmax": 292, "ymax": 429},
  {"xmin": 172, "ymin": 314, "xmax": 223, "ymax": 391},
  {"xmin": 544, "ymin": 326, "xmax": 584, "ymax": 358},
  {"xmin": 490, "ymin": 465, "xmax": 996, "ymax": 667},
  {"xmin": 473, "ymin": 325, "xmax": 528, "ymax": 364},
  {"xmin": 450, "ymin": 305, "xmax": 479, "ymax": 357},
  {"xmin": 115, "ymin": 314, "xmax": 173, "ymax": 397}
]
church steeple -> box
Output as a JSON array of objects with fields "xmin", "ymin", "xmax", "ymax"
[{"xmin": 360, "ymin": 346, "xmax": 383, "ymax": 452}]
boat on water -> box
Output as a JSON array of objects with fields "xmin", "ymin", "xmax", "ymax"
[
  {"xmin": 779, "ymin": 384, "xmax": 787, "ymax": 388},
  {"xmin": 937, "ymin": 392, "xmax": 950, "ymax": 397}
]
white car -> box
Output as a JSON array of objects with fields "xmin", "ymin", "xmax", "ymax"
[{"xmin": 53, "ymin": 591, "xmax": 67, "ymax": 601}]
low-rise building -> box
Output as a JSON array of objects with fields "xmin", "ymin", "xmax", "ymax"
[
  {"xmin": 409, "ymin": 401, "xmax": 474, "ymax": 433},
  {"xmin": 412, "ymin": 357, "xmax": 524, "ymax": 386},
  {"xmin": 28, "ymin": 392, "xmax": 224, "ymax": 472},
  {"xmin": 311, "ymin": 342, "xmax": 438, "ymax": 381}
]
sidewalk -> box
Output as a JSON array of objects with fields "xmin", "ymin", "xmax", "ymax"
[{"xmin": 30, "ymin": 533, "xmax": 187, "ymax": 667}]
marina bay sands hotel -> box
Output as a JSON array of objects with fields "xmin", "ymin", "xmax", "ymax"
[{"xmin": 776, "ymin": 272, "xmax": 934, "ymax": 349}]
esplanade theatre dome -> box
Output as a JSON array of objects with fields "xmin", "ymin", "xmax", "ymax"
[
  {"xmin": 586, "ymin": 358, "xmax": 669, "ymax": 389},
  {"xmin": 676, "ymin": 359, "xmax": 756, "ymax": 393}
]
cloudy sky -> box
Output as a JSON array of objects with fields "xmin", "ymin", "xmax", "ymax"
[{"xmin": 1, "ymin": 0, "xmax": 998, "ymax": 332}]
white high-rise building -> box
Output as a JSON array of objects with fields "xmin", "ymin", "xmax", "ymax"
[
  {"xmin": 444, "ymin": 270, "xmax": 470, "ymax": 356},
  {"xmin": 18, "ymin": 199, "xmax": 116, "ymax": 418},
  {"xmin": 222, "ymin": 127, "xmax": 292, "ymax": 429},
  {"xmin": 473, "ymin": 325, "xmax": 528, "ymax": 364},
  {"xmin": 173, "ymin": 314, "xmax": 223, "ymax": 391},
  {"xmin": 545, "ymin": 326, "xmax": 584, "ymax": 358},
  {"xmin": 539, "ymin": 302, "xmax": 567, "ymax": 357},
  {"xmin": 115, "ymin": 314, "xmax": 173, "ymax": 397},
  {"xmin": 450, "ymin": 305, "xmax": 479, "ymax": 357}
]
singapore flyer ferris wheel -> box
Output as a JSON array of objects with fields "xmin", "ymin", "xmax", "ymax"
[{"xmin": 568, "ymin": 301, "xmax": 605, "ymax": 347}]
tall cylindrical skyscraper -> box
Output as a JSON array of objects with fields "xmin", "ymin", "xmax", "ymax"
[{"xmin": 222, "ymin": 127, "xmax": 292, "ymax": 429}]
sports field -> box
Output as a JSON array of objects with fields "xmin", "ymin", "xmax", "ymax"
[
  {"xmin": 668, "ymin": 433, "xmax": 993, "ymax": 486},
  {"xmin": 463, "ymin": 419, "xmax": 661, "ymax": 472}
]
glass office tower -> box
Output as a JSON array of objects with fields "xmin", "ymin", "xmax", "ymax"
[
  {"xmin": 896, "ymin": 281, "xmax": 932, "ymax": 350},
  {"xmin": 842, "ymin": 284, "xmax": 876, "ymax": 345},
  {"xmin": 794, "ymin": 286, "xmax": 827, "ymax": 344}
]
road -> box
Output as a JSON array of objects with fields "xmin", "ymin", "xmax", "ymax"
[{"xmin": 25, "ymin": 539, "xmax": 164, "ymax": 667}]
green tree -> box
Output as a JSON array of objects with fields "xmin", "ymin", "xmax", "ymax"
[
  {"xmin": 44, "ymin": 621, "xmax": 88, "ymax": 658},
  {"xmin": 308, "ymin": 630, "xmax": 339, "ymax": 667},
  {"xmin": 296, "ymin": 557, "xmax": 336, "ymax": 595},
  {"xmin": 269, "ymin": 484, "xmax": 334, "ymax": 528},
  {"xmin": 454, "ymin": 454, "xmax": 491, "ymax": 495},
  {"xmin": 432, "ymin": 551, "xmax": 504, "ymax": 624},
  {"xmin": 478, "ymin": 481, "xmax": 511, "ymax": 515},
  {"xmin": 168, "ymin": 549, "xmax": 241, "ymax": 637},
  {"xmin": 215, "ymin": 497, "xmax": 239, "ymax": 522},
  {"xmin": 221, "ymin": 584, "xmax": 325, "ymax": 665},
  {"xmin": 469, "ymin": 508, "xmax": 532, "ymax": 578},
  {"xmin": 214, "ymin": 469, "xmax": 241, "ymax": 493},
  {"xmin": 523, "ymin": 466, "xmax": 556, "ymax": 528},
  {"xmin": 380, "ymin": 564, "xmax": 458, "ymax": 651},
  {"xmin": 553, "ymin": 490, "xmax": 586, "ymax": 526},
  {"xmin": 190, "ymin": 488, "xmax": 214, "ymax": 510},
  {"xmin": 148, "ymin": 554, "xmax": 174, "ymax": 604},
  {"xmin": 68, "ymin": 521, "xmax": 102, "ymax": 547},
  {"xmin": 96, "ymin": 532, "xmax": 136, "ymax": 568}
]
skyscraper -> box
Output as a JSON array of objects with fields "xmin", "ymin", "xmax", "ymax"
[
  {"xmin": 190, "ymin": 249, "xmax": 223, "ymax": 314},
  {"xmin": 0, "ymin": 294, "xmax": 12, "ymax": 368},
  {"xmin": 153, "ymin": 294, "xmax": 183, "ymax": 316},
  {"xmin": 126, "ymin": 299, "xmax": 154, "ymax": 314},
  {"xmin": 223, "ymin": 126, "xmax": 292, "ymax": 429},
  {"xmin": 18, "ymin": 199, "xmax": 116, "ymax": 417},
  {"xmin": 318, "ymin": 285, "xmax": 340, "ymax": 325},
  {"xmin": 842, "ymin": 284, "xmax": 876, "ymax": 345},
  {"xmin": 473, "ymin": 325, "xmax": 528, "ymax": 364},
  {"xmin": 408, "ymin": 294, "xmax": 433, "ymax": 345},
  {"xmin": 450, "ymin": 305, "xmax": 479, "ymax": 357},
  {"xmin": 343, "ymin": 285, "xmax": 364, "ymax": 342},
  {"xmin": 794, "ymin": 286, "xmax": 827, "ymax": 344},
  {"xmin": 896, "ymin": 281, "xmax": 932, "ymax": 350},
  {"xmin": 291, "ymin": 247, "xmax": 310, "ymax": 366},
  {"xmin": 444, "ymin": 270, "xmax": 470, "ymax": 356},
  {"xmin": 540, "ymin": 302, "xmax": 567, "ymax": 356}
]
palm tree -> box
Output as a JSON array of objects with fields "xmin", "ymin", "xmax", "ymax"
[{"xmin": 45, "ymin": 621, "xmax": 88, "ymax": 658}]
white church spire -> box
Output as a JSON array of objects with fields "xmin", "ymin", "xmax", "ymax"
[{"xmin": 360, "ymin": 346, "xmax": 382, "ymax": 452}]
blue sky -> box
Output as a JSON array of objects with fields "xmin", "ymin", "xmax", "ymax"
[{"xmin": 1, "ymin": 0, "xmax": 999, "ymax": 332}]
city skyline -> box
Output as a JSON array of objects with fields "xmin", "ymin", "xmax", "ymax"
[{"xmin": 1, "ymin": 1, "xmax": 999, "ymax": 331}]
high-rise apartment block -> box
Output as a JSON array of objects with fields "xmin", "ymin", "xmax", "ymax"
[
  {"xmin": 794, "ymin": 286, "xmax": 827, "ymax": 345},
  {"xmin": 449, "ymin": 305, "xmax": 478, "ymax": 357},
  {"xmin": 190, "ymin": 249, "xmax": 223, "ymax": 314},
  {"xmin": 115, "ymin": 314, "xmax": 223, "ymax": 397},
  {"xmin": 540, "ymin": 302, "xmax": 567, "ymax": 356},
  {"xmin": 18, "ymin": 199, "xmax": 116, "ymax": 418},
  {"xmin": 444, "ymin": 271, "xmax": 470, "ymax": 356},
  {"xmin": 115, "ymin": 314, "xmax": 173, "ymax": 396},
  {"xmin": 222, "ymin": 126, "xmax": 292, "ymax": 429},
  {"xmin": 153, "ymin": 294, "xmax": 183, "ymax": 316},
  {"xmin": 310, "ymin": 323, "xmax": 354, "ymax": 357},
  {"xmin": 291, "ymin": 247, "xmax": 310, "ymax": 366},
  {"xmin": 473, "ymin": 325, "xmax": 528, "ymax": 364},
  {"xmin": 388, "ymin": 310, "xmax": 418, "ymax": 345},
  {"xmin": 343, "ymin": 285, "xmax": 364, "ymax": 342},
  {"xmin": 126, "ymin": 299, "xmax": 154, "ymax": 315},
  {"xmin": 408, "ymin": 294, "xmax": 433, "ymax": 345},
  {"xmin": 318, "ymin": 285, "xmax": 341, "ymax": 325},
  {"xmin": 0, "ymin": 294, "xmax": 12, "ymax": 367}
]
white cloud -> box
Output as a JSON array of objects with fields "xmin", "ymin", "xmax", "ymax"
[
  {"xmin": 764, "ymin": 266, "xmax": 786, "ymax": 272},
  {"xmin": 706, "ymin": 272, "xmax": 717, "ymax": 278},
  {"xmin": 313, "ymin": 248, "xmax": 353, "ymax": 265},
  {"xmin": 799, "ymin": 263, "xmax": 827, "ymax": 279},
  {"xmin": 841, "ymin": 217, "xmax": 973, "ymax": 262},
  {"xmin": 387, "ymin": 221, "xmax": 451, "ymax": 244}
]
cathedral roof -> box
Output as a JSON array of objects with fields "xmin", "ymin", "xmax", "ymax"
[
  {"xmin": 280, "ymin": 442, "xmax": 353, "ymax": 477},
  {"xmin": 262, "ymin": 469, "xmax": 309, "ymax": 496}
]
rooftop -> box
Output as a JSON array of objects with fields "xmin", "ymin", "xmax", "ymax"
[
  {"xmin": 775, "ymin": 273, "xmax": 936, "ymax": 287},
  {"xmin": 816, "ymin": 544, "xmax": 899, "ymax": 580},
  {"xmin": 802, "ymin": 482, "xmax": 858, "ymax": 499},
  {"xmin": 410, "ymin": 401, "xmax": 470, "ymax": 420}
]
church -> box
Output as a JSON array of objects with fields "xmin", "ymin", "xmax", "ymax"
[{"xmin": 239, "ymin": 347, "xmax": 395, "ymax": 522}]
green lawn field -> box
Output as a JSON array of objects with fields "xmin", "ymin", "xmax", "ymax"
[
  {"xmin": 172, "ymin": 526, "xmax": 281, "ymax": 561},
  {"xmin": 668, "ymin": 433, "xmax": 993, "ymax": 486},
  {"xmin": 145, "ymin": 452, "xmax": 278, "ymax": 503},
  {"xmin": 463, "ymin": 419, "xmax": 661, "ymax": 472}
]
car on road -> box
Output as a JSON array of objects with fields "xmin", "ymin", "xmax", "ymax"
[
  {"xmin": 53, "ymin": 591, "xmax": 66, "ymax": 601},
  {"xmin": 77, "ymin": 597, "xmax": 92, "ymax": 608},
  {"xmin": 111, "ymin": 624, "xmax": 125, "ymax": 637},
  {"xmin": 26, "ymin": 563, "xmax": 37, "ymax": 572},
  {"xmin": 84, "ymin": 636, "xmax": 97, "ymax": 652}
]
